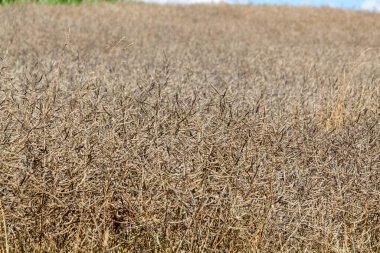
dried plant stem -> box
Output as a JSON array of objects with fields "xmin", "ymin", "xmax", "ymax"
[{"xmin": 0, "ymin": 202, "xmax": 9, "ymax": 253}]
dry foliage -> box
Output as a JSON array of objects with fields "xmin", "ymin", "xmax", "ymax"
[{"xmin": 0, "ymin": 4, "xmax": 380, "ymax": 252}]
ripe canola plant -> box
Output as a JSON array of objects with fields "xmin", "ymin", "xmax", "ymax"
[{"xmin": 0, "ymin": 4, "xmax": 379, "ymax": 252}]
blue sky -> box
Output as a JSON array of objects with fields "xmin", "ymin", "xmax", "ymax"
[{"xmin": 142, "ymin": 0, "xmax": 380, "ymax": 11}]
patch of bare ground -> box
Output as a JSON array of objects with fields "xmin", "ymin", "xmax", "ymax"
[{"xmin": 0, "ymin": 3, "xmax": 379, "ymax": 252}]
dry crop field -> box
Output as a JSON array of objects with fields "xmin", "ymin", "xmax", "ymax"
[{"xmin": 0, "ymin": 3, "xmax": 379, "ymax": 252}]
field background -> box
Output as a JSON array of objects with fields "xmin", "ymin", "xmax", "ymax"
[
  {"xmin": 1, "ymin": 0, "xmax": 379, "ymax": 12},
  {"xmin": 0, "ymin": 4, "xmax": 380, "ymax": 252}
]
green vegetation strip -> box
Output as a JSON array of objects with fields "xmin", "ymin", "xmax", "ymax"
[{"xmin": 0, "ymin": 0, "xmax": 119, "ymax": 4}]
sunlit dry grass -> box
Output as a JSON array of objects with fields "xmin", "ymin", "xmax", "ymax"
[{"xmin": 0, "ymin": 4, "xmax": 379, "ymax": 252}]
